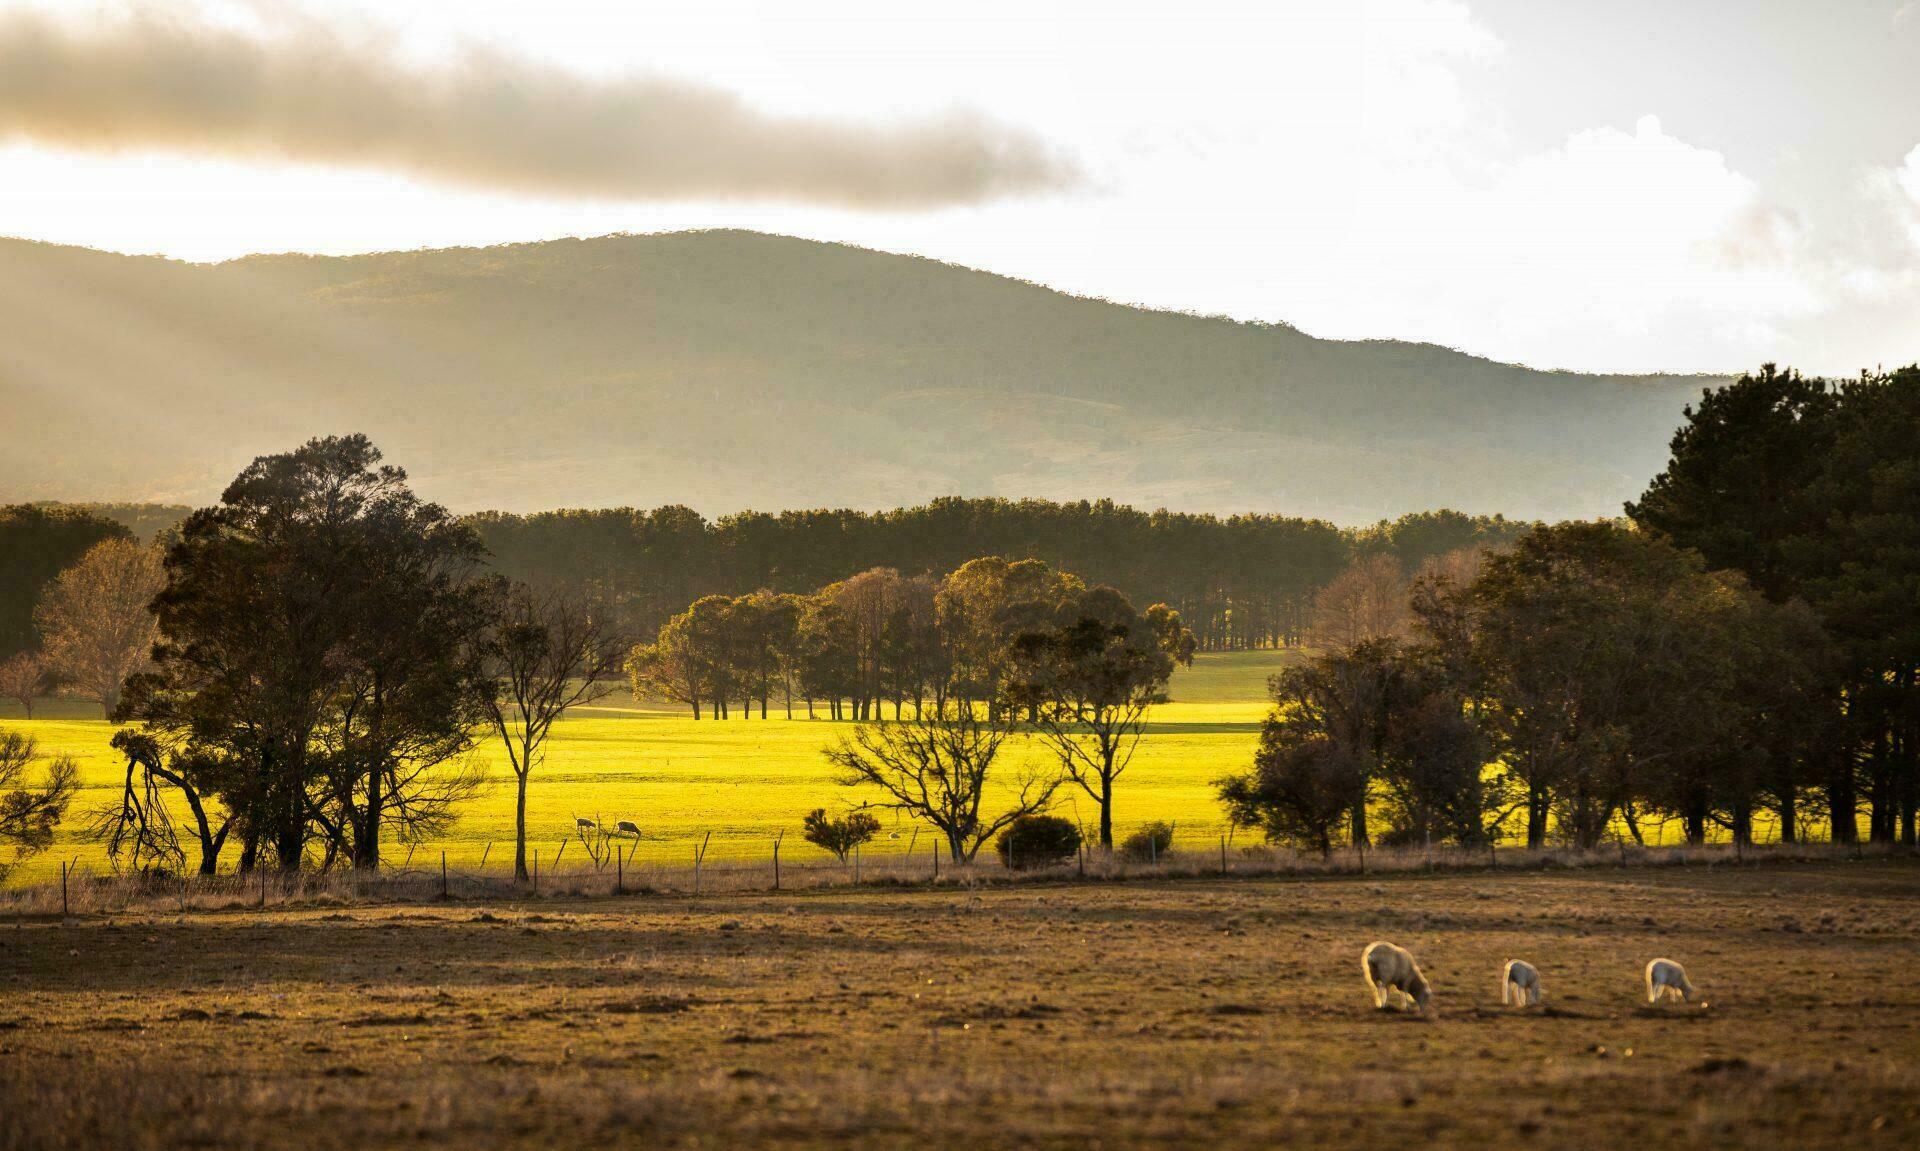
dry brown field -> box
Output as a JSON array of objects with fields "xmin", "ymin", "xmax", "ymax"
[{"xmin": 3, "ymin": 859, "xmax": 1918, "ymax": 1150}]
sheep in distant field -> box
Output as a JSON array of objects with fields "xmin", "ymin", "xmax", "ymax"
[
  {"xmin": 1502, "ymin": 959, "xmax": 1543, "ymax": 1006},
  {"xmin": 575, "ymin": 817, "xmax": 597, "ymax": 834},
  {"xmin": 1646, "ymin": 958, "xmax": 1697, "ymax": 1004},
  {"xmin": 615, "ymin": 820, "xmax": 642, "ymax": 839},
  {"xmin": 1362, "ymin": 941, "xmax": 1433, "ymax": 1014}
]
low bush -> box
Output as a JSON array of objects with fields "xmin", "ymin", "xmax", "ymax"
[
  {"xmin": 802, "ymin": 808, "xmax": 882, "ymax": 862},
  {"xmin": 1118, "ymin": 821, "xmax": 1176, "ymax": 862},
  {"xmin": 995, "ymin": 815, "xmax": 1082, "ymax": 871}
]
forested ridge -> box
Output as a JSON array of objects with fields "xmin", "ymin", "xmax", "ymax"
[{"xmin": 0, "ymin": 230, "xmax": 1708, "ymax": 521}]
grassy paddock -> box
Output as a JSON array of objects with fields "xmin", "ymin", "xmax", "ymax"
[
  {"xmin": 0, "ymin": 651, "xmax": 1290, "ymax": 885},
  {"xmin": 1, "ymin": 859, "xmax": 1916, "ymax": 1149}
]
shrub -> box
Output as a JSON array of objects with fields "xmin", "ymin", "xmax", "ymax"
[
  {"xmin": 1118, "ymin": 821, "xmax": 1176, "ymax": 862},
  {"xmin": 801, "ymin": 808, "xmax": 882, "ymax": 862},
  {"xmin": 995, "ymin": 815, "xmax": 1081, "ymax": 871}
]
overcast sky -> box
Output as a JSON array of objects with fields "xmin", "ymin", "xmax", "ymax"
[{"xmin": 1, "ymin": 0, "xmax": 1916, "ymax": 375}]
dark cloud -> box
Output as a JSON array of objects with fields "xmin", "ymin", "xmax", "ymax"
[{"xmin": 0, "ymin": 11, "xmax": 1078, "ymax": 207}]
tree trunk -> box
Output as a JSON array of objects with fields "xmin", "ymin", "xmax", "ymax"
[
  {"xmin": 1829, "ymin": 749, "xmax": 1857, "ymax": 844},
  {"xmin": 1683, "ymin": 806, "xmax": 1707, "ymax": 847},
  {"xmin": 514, "ymin": 770, "xmax": 531, "ymax": 881},
  {"xmin": 1526, "ymin": 783, "xmax": 1549, "ymax": 849},
  {"xmin": 355, "ymin": 766, "xmax": 383, "ymax": 870}
]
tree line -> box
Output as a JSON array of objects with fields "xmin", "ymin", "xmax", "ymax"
[
  {"xmin": 1221, "ymin": 364, "xmax": 1919, "ymax": 854},
  {"xmin": 469, "ymin": 500, "xmax": 1527, "ymax": 653},
  {"xmin": 5, "ymin": 499, "xmax": 1523, "ymax": 672}
]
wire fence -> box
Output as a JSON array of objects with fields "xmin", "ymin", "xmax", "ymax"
[{"xmin": 4, "ymin": 836, "xmax": 1911, "ymax": 920}]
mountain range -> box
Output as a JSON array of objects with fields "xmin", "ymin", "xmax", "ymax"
[{"xmin": 0, "ymin": 229, "xmax": 1714, "ymax": 523}]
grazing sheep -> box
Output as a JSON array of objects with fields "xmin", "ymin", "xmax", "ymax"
[
  {"xmin": 1361, "ymin": 941, "xmax": 1433, "ymax": 1014},
  {"xmin": 575, "ymin": 817, "xmax": 597, "ymax": 833},
  {"xmin": 615, "ymin": 820, "xmax": 642, "ymax": 839},
  {"xmin": 1645, "ymin": 958, "xmax": 1697, "ymax": 1004},
  {"xmin": 1502, "ymin": 959, "xmax": 1543, "ymax": 1006}
]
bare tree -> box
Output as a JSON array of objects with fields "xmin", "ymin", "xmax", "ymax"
[
  {"xmin": 0, "ymin": 731, "xmax": 79, "ymax": 880},
  {"xmin": 0, "ymin": 652, "xmax": 53, "ymax": 718},
  {"xmin": 33, "ymin": 538, "xmax": 164, "ymax": 717},
  {"xmin": 480, "ymin": 583, "xmax": 625, "ymax": 881},
  {"xmin": 824, "ymin": 699, "xmax": 1061, "ymax": 862},
  {"xmin": 1310, "ymin": 553, "xmax": 1408, "ymax": 653}
]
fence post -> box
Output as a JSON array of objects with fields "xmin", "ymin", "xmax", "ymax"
[
  {"xmin": 773, "ymin": 838, "xmax": 781, "ymax": 891},
  {"xmin": 533, "ymin": 850, "xmax": 539, "ymax": 895},
  {"xmin": 1490, "ymin": 842, "xmax": 1496, "ymax": 870},
  {"xmin": 60, "ymin": 861, "xmax": 69, "ymax": 918},
  {"xmin": 479, "ymin": 841, "xmax": 492, "ymax": 868},
  {"xmin": 854, "ymin": 843, "xmax": 861, "ymax": 886},
  {"xmin": 1220, "ymin": 835, "xmax": 1228, "ymax": 876},
  {"xmin": 1077, "ymin": 845, "xmax": 1085, "ymax": 879},
  {"xmin": 932, "ymin": 842, "xmax": 939, "ymax": 883},
  {"xmin": 616, "ymin": 849, "xmax": 624, "ymax": 895},
  {"xmin": 441, "ymin": 851, "xmax": 449, "ymax": 898}
]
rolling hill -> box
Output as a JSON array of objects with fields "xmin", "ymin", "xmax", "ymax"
[{"xmin": 0, "ymin": 230, "xmax": 1711, "ymax": 522}]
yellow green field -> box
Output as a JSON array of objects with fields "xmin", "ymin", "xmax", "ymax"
[{"xmin": 0, "ymin": 651, "xmax": 1292, "ymax": 885}]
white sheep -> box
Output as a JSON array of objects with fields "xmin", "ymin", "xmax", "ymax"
[
  {"xmin": 615, "ymin": 820, "xmax": 642, "ymax": 839},
  {"xmin": 1502, "ymin": 959, "xmax": 1543, "ymax": 1006},
  {"xmin": 1361, "ymin": 941, "xmax": 1433, "ymax": 1014},
  {"xmin": 1645, "ymin": 958, "xmax": 1697, "ymax": 1004}
]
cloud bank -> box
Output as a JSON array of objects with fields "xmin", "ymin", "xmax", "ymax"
[{"xmin": 0, "ymin": 10, "xmax": 1077, "ymax": 208}]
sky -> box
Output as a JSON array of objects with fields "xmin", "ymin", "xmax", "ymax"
[{"xmin": 0, "ymin": 0, "xmax": 1916, "ymax": 376}]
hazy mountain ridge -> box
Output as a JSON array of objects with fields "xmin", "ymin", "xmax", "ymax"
[{"xmin": 0, "ymin": 230, "xmax": 1716, "ymax": 522}]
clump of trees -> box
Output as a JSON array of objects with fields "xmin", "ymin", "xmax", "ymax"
[
  {"xmin": 0, "ymin": 504, "xmax": 131, "ymax": 662},
  {"xmin": 1224, "ymin": 361, "xmax": 1920, "ymax": 853},
  {"xmin": 634, "ymin": 555, "xmax": 1196, "ymax": 859},
  {"xmin": 1222, "ymin": 523, "xmax": 1832, "ymax": 855},
  {"xmin": 1630, "ymin": 364, "xmax": 1920, "ymax": 845},
  {"xmin": 101, "ymin": 435, "xmax": 622, "ymax": 877}
]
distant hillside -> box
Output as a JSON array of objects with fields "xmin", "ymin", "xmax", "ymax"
[
  {"xmin": 0, "ymin": 230, "xmax": 1712, "ymax": 522},
  {"xmin": 28, "ymin": 501, "xmax": 190, "ymax": 542}
]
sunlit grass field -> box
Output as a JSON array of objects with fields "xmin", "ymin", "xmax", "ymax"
[{"xmin": 0, "ymin": 650, "xmax": 1293, "ymax": 884}]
